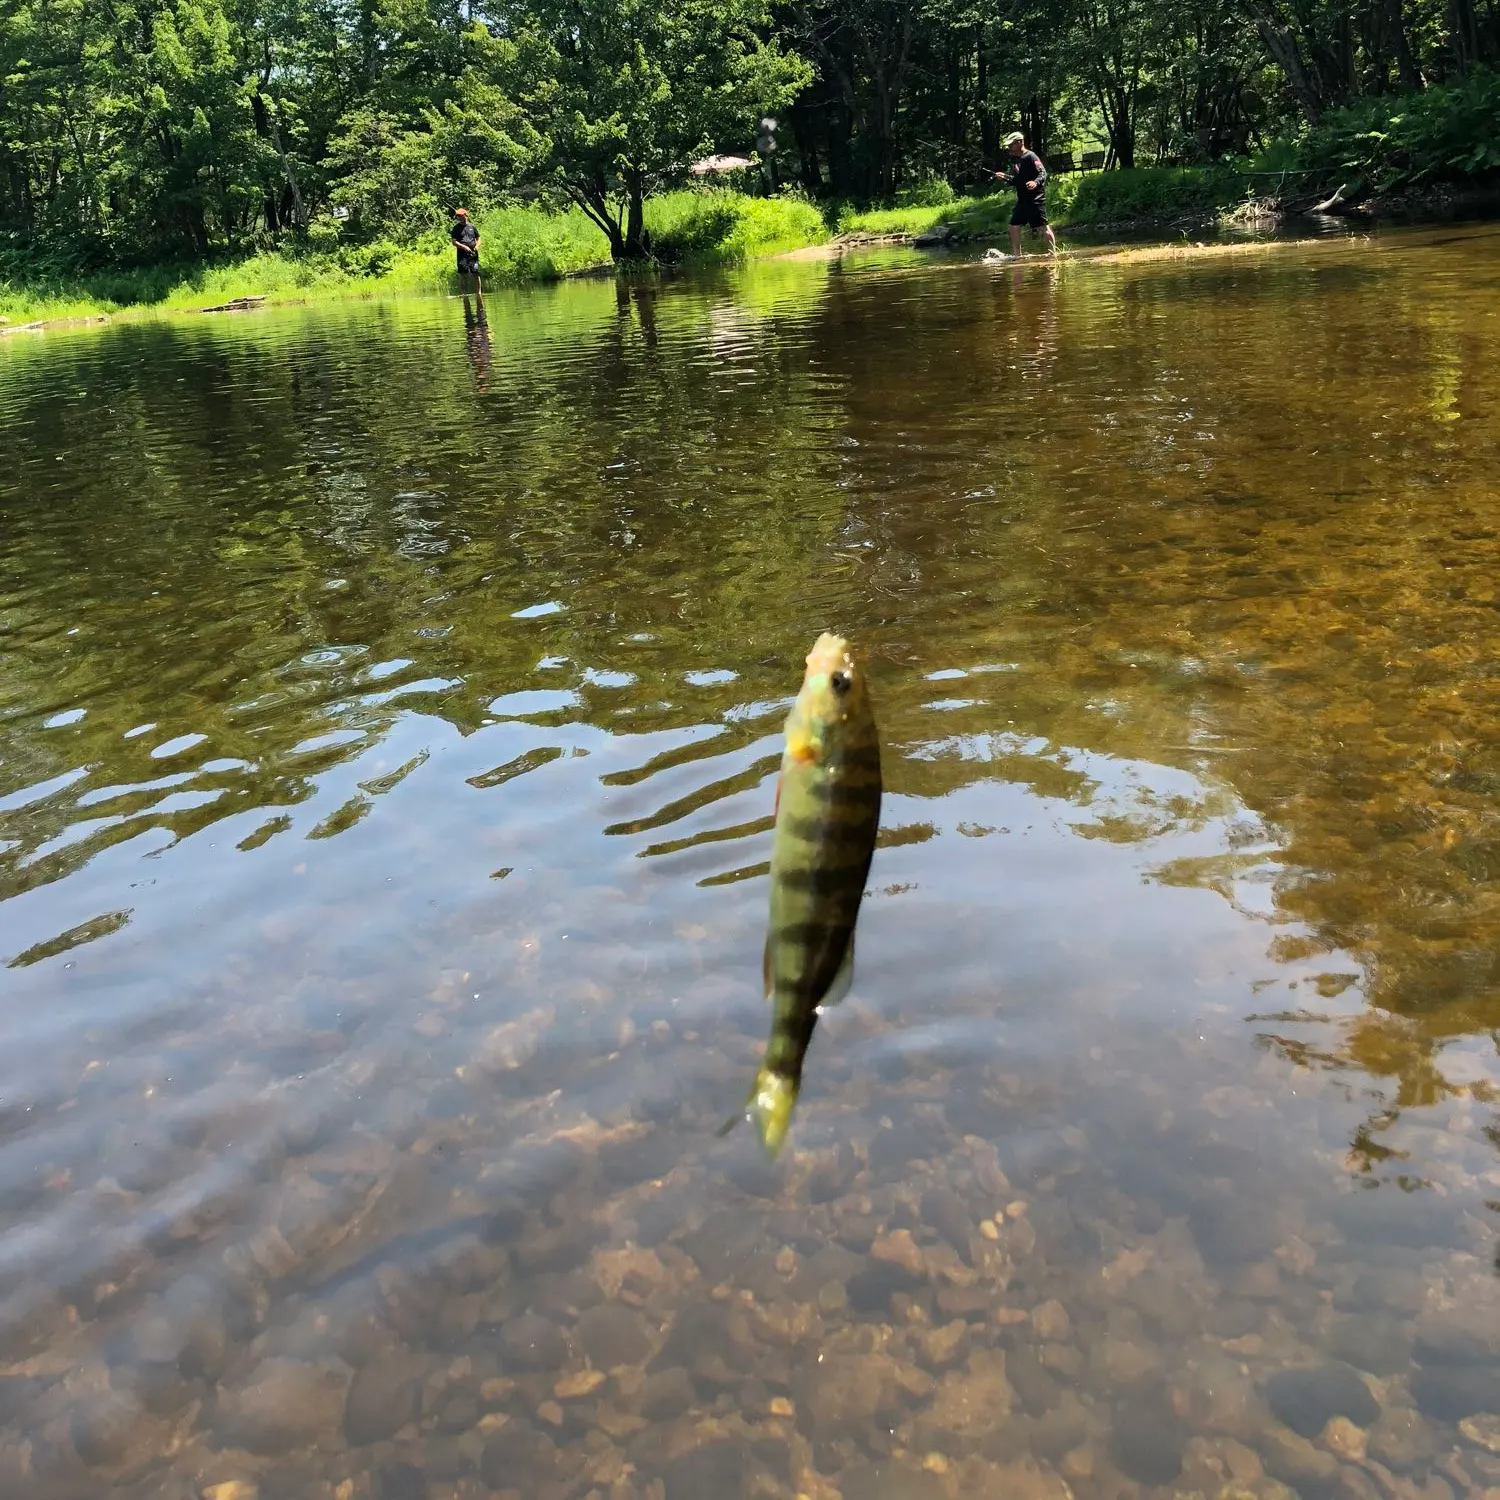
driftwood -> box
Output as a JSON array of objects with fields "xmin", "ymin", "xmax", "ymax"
[
  {"xmin": 1308, "ymin": 183, "xmax": 1350, "ymax": 214},
  {"xmin": 200, "ymin": 294, "xmax": 268, "ymax": 313}
]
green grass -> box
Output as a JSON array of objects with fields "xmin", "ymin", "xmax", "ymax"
[
  {"xmin": 647, "ymin": 190, "xmax": 827, "ymax": 263},
  {"xmin": 835, "ymin": 201, "xmax": 954, "ymax": 236},
  {"xmin": 1064, "ymin": 165, "xmax": 1249, "ymax": 223},
  {"xmin": 0, "ymin": 189, "xmax": 831, "ymax": 326},
  {"xmin": 835, "ymin": 177, "xmax": 1082, "ymax": 240},
  {"xmin": 0, "ymin": 243, "xmax": 456, "ymax": 325},
  {"xmin": 833, "ymin": 166, "xmax": 1264, "ymax": 241}
]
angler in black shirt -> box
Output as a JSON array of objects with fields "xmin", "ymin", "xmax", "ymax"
[
  {"xmin": 451, "ymin": 207, "xmax": 482, "ymax": 295},
  {"xmin": 993, "ymin": 132, "xmax": 1057, "ymax": 258}
]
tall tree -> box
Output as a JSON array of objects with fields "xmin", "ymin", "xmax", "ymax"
[{"xmin": 503, "ymin": 0, "xmax": 809, "ymax": 259}]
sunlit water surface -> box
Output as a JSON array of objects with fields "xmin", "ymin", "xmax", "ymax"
[{"xmin": 2, "ymin": 225, "xmax": 1499, "ymax": 1500}]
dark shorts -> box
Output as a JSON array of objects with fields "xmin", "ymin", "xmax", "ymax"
[
  {"xmin": 456, "ymin": 249, "xmax": 479, "ymax": 274},
  {"xmin": 1011, "ymin": 198, "xmax": 1048, "ymax": 229}
]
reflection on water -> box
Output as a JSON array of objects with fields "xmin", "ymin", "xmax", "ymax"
[{"xmin": 1, "ymin": 225, "xmax": 1499, "ymax": 1500}]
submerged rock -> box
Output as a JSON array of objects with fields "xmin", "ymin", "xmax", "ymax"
[
  {"xmin": 659, "ymin": 1440, "xmax": 750, "ymax": 1500},
  {"xmin": 374, "ymin": 1464, "xmax": 428, "ymax": 1500},
  {"xmin": 638, "ymin": 1366, "xmax": 695, "ymax": 1422},
  {"xmin": 1412, "ymin": 1364, "xmax": 1496, "ymax": 1421},
  {"xmin": 1260, "ymin": 1423, "xmax": 1341, "ymax": 1496},
  {"xmin": 1367, "ymin": 1406, "xmax": 1443, "ymax": 1468},
  {"xmin": 69, "ymin": 1389, "xmax": 153, "ymax": 1470},
  {"xmin": 498, "ymin": 1311, "xmax": 569, "ymax": 1370},
  {"xmin": 802, "ymin": 1351, "xmax": 902, "ymax": 1435},
  {"xmin": 846, "ymin": 1258, "xmax": 921, "ymax": 1313},
  {"xmin": 478, "ymin": 1418, "xmax": 558, "ymax": 1488},
  {"xmin": 219, "ymin": 1357, "xmax": 349, "ymax": 1454},
  {"xmin": 1325, "ymin": 1313, "xmax": 1412, "ymax": 1376},
  {"xmin": 575, "ymin": 1302, "xmax": 652, "ymax": 1369},
  {"xmin": 1190, "ymin": 1196, "xmax": 1283, "ymax": 1265},
  {"xmin": 1414, "ymin": 1308, "xmax": 1500, "ymax": 1367},
  {"xmin": 836, "ymin": 1459, "xmax": 947, "ymax": 1500},
  {"xmin": 1460, "ymin": 1414, "xmax": 1500, "ymax": 1454},
  {"xmin": 1007, "ymin": 1347, "xmax": 1061, "ymax": 1417},
  {"xmin": 599, "ymin": 1129, "xmax": 681, "ymax": 1188},
  {"xmin": 1110, "ymin": 1381, "xmax": 1186, "ymax": 1485},
  {"xmin": 344, "ymin": 1358, "xmax": 420, "ymax": 1445},
  {"xmin": 919, "ymin": 1350, "xmax": 1014, "ymax": 1446},
  {"xmin": 980, "ymin": 1457, "xmax": 1073, "ymax": 1500},
  {"xmin": 1263, "ymin": 1362, "xmax": 1378, "ymax": 1438},
  {"xmin": 921, "ymin": 1186, "xmax": 975, "ymax": 1263}
]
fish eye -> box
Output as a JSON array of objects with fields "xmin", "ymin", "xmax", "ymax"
[{"xmin": 830, "ymin": 670, "xmax": 851, "ymax": 694}]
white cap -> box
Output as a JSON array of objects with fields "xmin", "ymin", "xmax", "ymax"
[{"xmin": 1002, "ymin": 131, "xmax": 1024, "ymax": 146}]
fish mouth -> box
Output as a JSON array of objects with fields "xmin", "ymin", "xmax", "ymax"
[{"xmin": 805, "ymin": 632, "xmax": 851, "ymax": 676}]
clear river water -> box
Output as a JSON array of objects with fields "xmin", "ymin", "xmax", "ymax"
[{"xmin": 1, "ymin": 223, "xmax": 1499, "ymax": 1500}]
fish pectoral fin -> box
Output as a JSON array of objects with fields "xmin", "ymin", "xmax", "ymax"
[{"xmin": 817, "ymin": 936, "xmax": 856, "ymax": 1011}]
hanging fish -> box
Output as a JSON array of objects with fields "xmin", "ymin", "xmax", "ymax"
[{"xmin": 723, "ymin": 633, "xmax": 882, "ymax": 1156}]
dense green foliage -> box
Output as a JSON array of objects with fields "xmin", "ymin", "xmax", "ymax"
[
  {"xmin": 1298, "ymin": 65, "xmax": 1500, "ymax": 190},
  {"xmin": 0, "ymin": 0, "xmax": 1495, "ymax": 277}
]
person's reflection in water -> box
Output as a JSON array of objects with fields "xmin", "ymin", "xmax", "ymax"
[
  {"xmin": 1009, "ymin": 259, "xmax": 1060, "ymax": 381},
  {"xmin": 463, "ymin": 298, "xmax": 492, "ymax": 393}
]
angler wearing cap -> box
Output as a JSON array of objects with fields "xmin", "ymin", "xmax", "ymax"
[
  {"xmin": 450, "ymin": 207, "xmax": 482, "ymax": 296},
  {"xmin": 993, "ymin": 132, "xmax": 1056, "ymax": 258}
]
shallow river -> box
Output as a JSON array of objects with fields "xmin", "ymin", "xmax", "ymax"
[{"xmin": 2, "ymin": 224, "xmax": 1499, "ymax": 1500}]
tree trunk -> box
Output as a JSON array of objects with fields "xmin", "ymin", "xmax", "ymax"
[
  {"xmin": 826, "ymin": 101, "xmax": 856, "ymax": 198},
  {"xmin": 569, "ymin": 176, "xmax": 627, "ymax": 259},
  {"xmin": 1021, "ymin": 94, "xmax": 1051, "ymax": 158},
  {"xmin": 976, "ymin": 29, "xmax": 998, "ymax": 167},
  {"xmin": 622, "ymin": 169, "xmax": 650, "ymax": 259},
  {"xmin": 1387, "ymin": 0, "xmax": 1423, "ymax": 88},
  {"xmin": 1247, "ymin": 7, "xmax": 1326, "ymax": 124},
  {"xmin": 1448, "ymin": 0, "xmax": 1480, "ymax": 72},
  {"xmin": 184, "ymin": 202, "xmax": 210, "ymax": 256},
  {"xmin": 1097, "ymin": 85, "xmax": 1136, "ymax": 167},
  {"xmin": 787, "ymin": 99, "xmax": 824, "ymax": 192},
  {"xmin": 945, "ymin": 42, "xmax": 964, "ymax": 180}
]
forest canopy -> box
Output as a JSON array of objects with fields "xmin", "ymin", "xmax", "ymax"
[{"xmin": 1, "ymin": 0, "xmax": 1496, "ymax": 266}]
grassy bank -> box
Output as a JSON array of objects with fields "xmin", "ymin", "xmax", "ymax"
[
  {"xmin": 835, "ymin": 165, "xmax": 1248, "ymax": 241},
  {"xmin": 0, "ymin": 190, "xmax": 826, "ymax": 326},
  {"xmin": 2, "ymin": 171, "xmax": 1252, "ymax": 327}
]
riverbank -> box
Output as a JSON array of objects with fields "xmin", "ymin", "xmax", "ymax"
[
  {"xmin": 4, "ymin": 149, "xmax": 1495, "ymax": 334},
  {"xmin": 0, "ymin": 167, "xmax": 1248, "ymax": 331},
  {"xmin": 0, "ymin": 191, "xmax": 827, "ymax": 330},
  {"xmin": 0, "ymin": 175, "xmax": 1248, "ymax": 332}
]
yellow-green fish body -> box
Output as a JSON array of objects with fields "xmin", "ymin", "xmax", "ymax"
[{"xmin": 739, "ymin": 633, "xmax": 882, "ymax": 1155}]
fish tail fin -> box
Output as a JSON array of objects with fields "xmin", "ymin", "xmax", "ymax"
[
  {"xmin": 747, "ymin": 1067, "xmax": 799, "ymax": 1159},
  {"xmin": 716, "ymin": 1069, "xmax": 800, "ymax": 1156}
]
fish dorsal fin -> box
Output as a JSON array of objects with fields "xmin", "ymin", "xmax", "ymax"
[{"xmin": 817, "ymin": 936, "xmax": 856, "ymax": 1012}]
